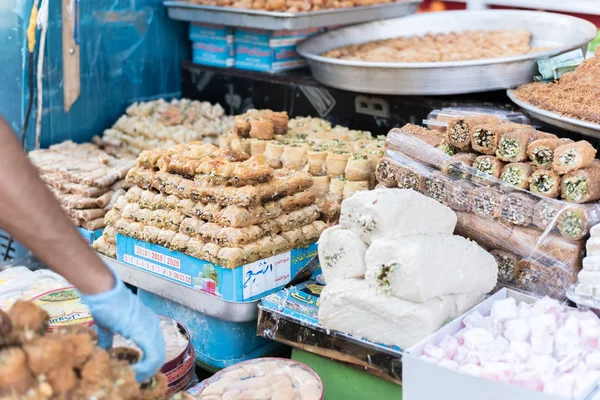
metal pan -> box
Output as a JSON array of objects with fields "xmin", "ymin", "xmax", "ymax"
[
  {"xmin": 507, "ymin": 89, "xmax": 600, "ymax": 139},
  {"xmin": 164, "ymin": 0, "xmax": 421, "ymax": 30},
  {"xmin": 100, "ymin": 255, "xmax": 260, "ymax": 322},
  {"xmin": 297, "ymin": 10, "xmax": 597, "ymax": 95}
]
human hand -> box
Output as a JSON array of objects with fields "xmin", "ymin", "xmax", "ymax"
[{"xmin": 80, "ymin": 275, "xmax": 166, "ymax": 382}]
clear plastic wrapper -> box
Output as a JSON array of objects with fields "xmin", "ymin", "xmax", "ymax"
[
  {"xmin": 423, "ymin": 107, "xmax": 531, "ymax": 132},
  {"xmin": 380, "ymin": 125, "xmax": 600, "ymax": 300}
]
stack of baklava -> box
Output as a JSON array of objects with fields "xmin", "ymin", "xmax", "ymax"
[
  {"xmin": 219, "ymin": 111, "xmax": 384, "ymax": 215},
  {"xmin": 376, "ymin": 119, "xmax": 600, "ymax": 299},
  {"xmin": 94, "ymin": 98, "xmax": 234, "ymax": 158},
  {"xmin": 29, "ymin": 141, "xmax": 134, "ymax": 231},
  {"xmin": 94, "ymin": 142, "xmax": 327, "ymax": 265}
]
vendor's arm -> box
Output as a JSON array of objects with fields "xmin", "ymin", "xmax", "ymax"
[
  {"xmin": 0, "ymin": 117, "xmax": 165, "ymax": 381},
  {"xmin": 0, "ymin": 117, "xmax": 114, "ymax": 294}
]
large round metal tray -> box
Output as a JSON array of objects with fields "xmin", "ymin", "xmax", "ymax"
[
  {"xmin": 297, "ymin": 10, "xmax": 597, "ymax": 95},
  {"xmin": 507, "ymin": 89, "xmax": 600, "ymax": 139}
]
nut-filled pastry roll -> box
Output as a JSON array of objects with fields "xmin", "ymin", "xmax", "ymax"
[
  {"xmin": 281, "ymin": 143, "xmax": 309, "ymax": 170},
  {"xmin": 500, "ymin": 162, "xmax": 532, "ymax": 190},
  {"xmin": 561, "ymin": 161, "xmax": 600, "ymax": 203},
  {"xmin": 442, "ymin": 153, "xmax": 477, "ymax": 179},
  {"xmin": 473, "ymin": 187, "xmax": 504, "ymax": 219},
  {"xmin": 375, "ymin": 157, "xmax": 398, "ymax": 187},
  {"xmin": 345, "ymin": 154, "xmax": 372, "ymax": 182},
  {"xmin": 491, "ymin": 249, "xmax": 519, "ymax": 283},
  {"xmin": 265, "ymin": 142, "xmax": 284, "ymax": 169},
  {"xmin": 527, "ymin": 138, "xmax": 573, "ymax": 168},
  {"xmin": 500, "ymin": 192, "xmax": 536, "ymax": 227},
  {"xmin": 553, "ymin": 140, "xmax": 597, "ymax": 175},
  {"xmin": 423, "ymin": 172, "xmax": 450, "ymax": 206},
  {"xmin": 447, "ymin": 178, "xmax": 474, "ymax": 213},
  {"xmin": 472, "ymin": 156, "xmax": 505, "ymax": 186},
  {"xmin": 533, "ymin": 198, "xmax": 562, "ymax": 231},
  {"xmin": 343, "ymin": 180, "xmax": 369, "ymax": 200},
  {"xmin": 446, "ymin": 115, "xmax": 502, "ymax": 150},
  {"xmin": 557, "ymin": 205, "xmax": 600, "ymax": 240},
  {"xmin": 307, "ymin": 145, "xmax": 329, "ymax": 176},
  {"xmin": 470, "ymin": 122, "xmax": 528, "ymax": 155},
  {"xmin": 496, "ymin": 129, "xmax": 534, "ymax": 162},
  {"xmin": 326, "ymin": 151, "xmax": 350, "ymax": 177},
  {"xmin": 530, "ymin": 169, "xmax": 561, "ymax": 198}
]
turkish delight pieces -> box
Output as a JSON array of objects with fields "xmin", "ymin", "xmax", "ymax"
[
  {"xmin": 561, "ymin": 161, "xmax": 600, "ymax": 203},
  {"xmin": 446, "ymin": 115, "xmax": 501, "ymax": 150},
  {"xmin": 339, "ymin": 188, "xmax": 457, "ymax": 244},
  {"xmin": 364, "ymin": 234, "xmax": 497, "ymax": 303},
  {"xmin": 553, "ymin": 141, "xmax": 596, "ymax": 175},
  {"xmin": 318, "ymin": 225, "xmax": 367, "ymax": 284}
]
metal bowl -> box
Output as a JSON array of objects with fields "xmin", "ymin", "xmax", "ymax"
[{"xmin": 297, "ymin": 10, "xmax": 597, "ymax": 95}]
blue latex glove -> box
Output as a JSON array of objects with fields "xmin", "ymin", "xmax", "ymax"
[{"xmin": 80, "ymin": 275, "xmax": 166, "ymax": 382}]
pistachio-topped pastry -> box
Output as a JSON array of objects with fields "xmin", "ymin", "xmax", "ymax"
[
  {"xmin": 472, "ymin": 156, "xmax": 505, "ymax": 186},
  {"xmin": 500, "ymin": 163, "xmax": 533, "ymax": 190},
  {"xmin": 561, "ymin": 161, "xmax": 600, "ymax": 203},
  {"xmin": 530, "ymin": 169, "xmax": 561, "ymax": 198}
]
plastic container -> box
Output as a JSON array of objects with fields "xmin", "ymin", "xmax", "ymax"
[{"xmin": 193, "ymin": 358, "xmax": 324, "ymax": 399}]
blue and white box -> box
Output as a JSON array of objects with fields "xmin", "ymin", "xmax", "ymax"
[
  {"xmin": 189, "ymin": 23, "xmax": 233, "ymax": 43},
  {"xmin": 192, "ymin": 40, "xmax": 235, "ymax": 68},
  {"xmin": 235, "ymin": 43, "xmax": 306, "ymax": 73},
  {"xmin": 78, "ymin": 227, "xmax": 104, "ymax": 245},
  {"xmin": 116, "ymin": 234, "xmax": 317, "ymax": 302},
  {"xmin": 234, "ymin": 27, "xmax": 320, "ymax": 47}
]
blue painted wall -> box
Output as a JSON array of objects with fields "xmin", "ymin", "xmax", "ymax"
[{"xmin": 0, "ymin": 0, "xmax": 190, "ymax": 150}]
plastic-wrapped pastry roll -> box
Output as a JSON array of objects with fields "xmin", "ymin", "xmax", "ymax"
[
  {"xmin": 265, "ymin": 142, "xmax": 284, "ymax": 169},
  {"xmin": 496, "ymin": 129, "xmax": 535, "ymax": 162},
  {"xmin": 527, "ymin": 138, "xmax": 573, "ymax": 168},
  {"xmin": 250, "ymin": 139, "xmax": 268, "ymax": 156},
  {"xmin": 436, "ymin": 143, "xmax": 456, "ymax": 156},
  {"xmin": 530, "ymin": 169, "xmax": 561, "ymax": 198},
  {"xmin": 306, "ymin": 145, "xmax": 328, "ymax": 176},
  {"xmin": 447, "ymin": 178, "xmax": 473, "ymax": 212},
  {"xmin": 500, "ymin": 192, "xmax": 536, "ymax": 226},
  {"xmin": 553, "ymin": 141, "xmax": 597, "ymax": 175},
  {"xmin": 318, "ymin": 226, "xmax": 367, "ymax": 283},
  {"xmin": 561, "ymin": 161, "xmax": 600, "ymax": 203},
  {"xmin": 533, "ymin": 198, "xmax": 562, "ymax": 231},
  {"xmin": 500, "ymin": 162, "xmax": 532, "ymax": 190},
  {"xmin": 343, "ymin": 180, "xmax": 369, "ymax": 200},
  {"xmin": 345, "ymin": 154, "xmax": 371, "ymax": 181},
  {"xmin": 557, "ymin": 205, "xmax": 600, "ymax": 240},
  {"xmin": 398, "ymin": 123, "xmax": 445, "ymax": 147},
  {"xmin": 514, "ymin": 259, "xmax": 575, "ymax": 297},
  {"xmin": 441, "ymin": 153, "xmax": 477, "ymax": 179},
  {"xmin": 386, "ymin": 128, "xmax": 447, "ymax": 168},
  {"xmin": 375, "ymin": 157, "xmax": 398, "ymax": 187},
  {"xmin": 394, "ymin": 162, "xmax": 426, "ymax": 193},
  {"xmin": 472, "ymin": 156, "xmax": 505, "ymax": 186},
  {"xmin": 326, "ymin": 151, "xmax": 350, "ymax": 177},
  {"xmin": 447, "ymin": 115, "xmax": 502, "ymax": 150},
  {"xmin": 491, "ymin": 249, "xmax": 519, "ymax": 283},
  {"xmin": 423, "ymin": 172, "xmax": 449, "ymax": 205},
  {"xmin": 470, "ymin": 122, "xmax": 526, "ymax": 155},
  {"xmin": 473, "ymin": 187, "xmax": 504, "ymax": 219},
  {"xmin": 281, "ymin": 143, "xmax": 308, "ymax": 170}
]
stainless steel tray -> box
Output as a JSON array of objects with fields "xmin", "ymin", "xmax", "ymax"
[
  {"xmin": 297, "ymin": 10, "xmax": 597, "ymax": 95},
  {"xmin": 164, "ymin": 0, "xmax": 421, "ymax": 30},
  {"xmin": 507, "ymin": 89, "xmax": 600, "ymax": 139},
  {"xmin": 100, "ymin": 255, "xmax": 259, "ymax": 322}
]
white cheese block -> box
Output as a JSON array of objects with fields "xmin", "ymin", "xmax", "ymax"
[
  {"xmin": 364, "ymin": 234, "xmax": 498, "ymax": 303},
  {"xmin": 339, "ymin": 188, "xmax": 456, "ymax": 244},
  {"xmin": 586, "ymin": 238, "xmax": 600, "ymax": 257},
  {"xmin": 318, "ymin": 225, "xmax": 367, "ymax": 284},
  {"xmin": 578, "ymin": 269, "xmax": 600, "ymax": 286},
  {"xmin": 582, "ymin": 256, "xmax": 600, "ymax": 272},
  {"xmin": 590, "ymin": 224, "xmax": 600, "ymax": 238},
  {"xmin": 318, "ymin": 279, "xmax": 483, "ymax": 350}
]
